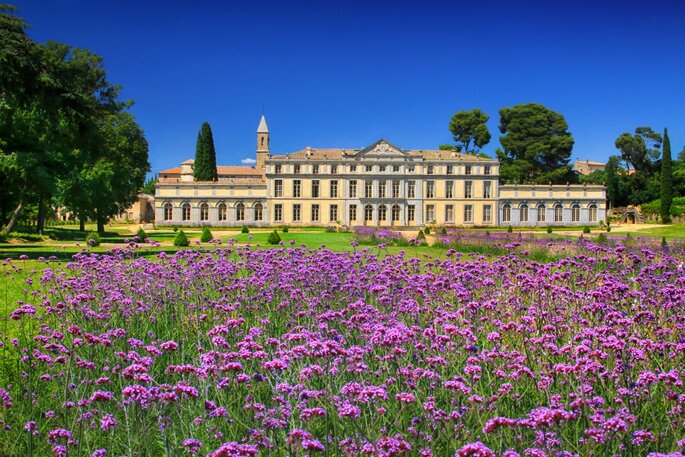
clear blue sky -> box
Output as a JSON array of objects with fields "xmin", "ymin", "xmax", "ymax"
[{"xmin": 12, "ymin": 0, "xmax": 685, "ymax": 173}]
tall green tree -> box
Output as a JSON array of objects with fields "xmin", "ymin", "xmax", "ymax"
[
  {"xmin": 615, "ymin": 127, "xmax": 662, "ymax": 176},
  {"xmin": 660, "ymin": 128, "xmax": 673, "ymax": 223},
  {"xmin": 194, "ymin": 121, "xmax": 218, "ymax": 181},
  {"xmin": 448, "ymin": 109, "xmax": 491, "ymax": 153},
  {"xmin": 605, "ymin": 155, "xmax": 624, "ymax": 207},
  {"xmin": 495, "ymin": 103, "xmax": 576, "ymax": 184}
]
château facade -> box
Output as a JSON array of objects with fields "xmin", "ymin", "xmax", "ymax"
[{"xmin": 155, "ymin": 116, "xmax": 606, "ymax": 228}]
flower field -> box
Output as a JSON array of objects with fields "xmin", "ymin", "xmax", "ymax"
[{"xmin": 1, "ymin": 238, "xmax": 685, "ymax": 456}]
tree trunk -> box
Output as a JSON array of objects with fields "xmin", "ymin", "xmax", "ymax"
[
  {"xmin": 97, "ymin": 213, "xmax": 106, "ymax": 234},
  {"xmin": 0, "ymin": 196, "xmax": 26, "ymax": 237},
  {"xmin": 37, "ymin": 197, "xmax": 45, "ymax": 235},
  {"xmin": 79, "ymin": 214, "xmax": 85, "ymax": 232}
]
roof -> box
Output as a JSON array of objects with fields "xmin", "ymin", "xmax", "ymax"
[
  {"xmin": 269, "ymin": 145, "xmax": 493, "ymax": 162},
  {"xmin": 575, "ymin": 160, "xmax": 605, "ymax": 166},
  {"xmin": 217, "ymin": 166, "xmax": 263, "ymax": 176},
  {"xmin": 159, "ymin": 167, "xmax": 180, "ymax": 175},
  {"xmin": 257, "ymin": 115, "xmax": 269, "ymax": 133}
]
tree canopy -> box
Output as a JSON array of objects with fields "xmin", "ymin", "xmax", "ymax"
[
  {"xmin": 448, "ymin": 109, "xmax": 491, "ymax": 153},
  {"xmin": 495, "ymin": 103, "xmax": 575, "ymax": 184},
  {"xmin": 615, "ymin": 127, "xmax": 662, "ymax": 176},
  {"xmin": 194, "ymin": 122, "xmax": 218, "ymax": 181}
]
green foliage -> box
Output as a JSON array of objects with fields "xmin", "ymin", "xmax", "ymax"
[
  {"xmin": 172, "ymin": 226, "xmax": 178, "ymax": 232},
  {"xmin": 136, "ymin": 227, "xmax": 147, "ymax": 239},
  {"xmin": 507, "ymin": 225, "xmax": 513, "ymax": 233},
  {"xmin": 200, "ymin": 226, "xmax": 213, "ymax": 242},
  {"xmin": 85, "ymin": 231, "xmax": 100, "ymax": 247},
  {"xmin": 438, "ymin": 227, "xmax": 448, "ymax": 235},
  {"xmin": 605, "ymin": 156, "xmax": 624, "ymax": 207},
  {"xmin": 194, "ymin": 122, "xmax": 218, "ymax": 181},
  {"xmin": 424, "ymin": 227, "xmax": 431, "ymax": 235},
  {"xmin": 615, "ymin": 127, "xmax": 662, "ymax": 176},
  {"xmin": 267, "ymin": 230, "xmax": 281, "ymax": 245},
  {"xmin": 173, "ymin": 230, "xmax": 189, "ymax": 247},
  {"xmin": 662, "ymin": 236, "xmax": 668, "ymax": 247},
  {"xmin": 579, "ymin": 169, "xmax": 607, "ymax": 185},
  {"xmin": 325, "ymin": 226, "xmax": 336, "ymax": 233},
  {"xmin": 282, "ymin": 226, "xmax": 289, "ymax": 233},
  {"xmin": 546, "ymin": 226, "xmax": 553, "ymax": 234},
  {"xmin": 448, "ymin": 109, "xmax": 491, "ymax": 153},
  {"xmin": 597, "ymin": 233, "xmax": 607, "ymax": 243},
  {"xmin": 661, "ymin": 128, "xmax": 673, "ymax": 223},
  {"xmin": 141, "ymin": 175, "xmax": 157, "ymax": 195},
  {"xmin": 496, "ymin": 103, "xmax": 576, "ymax": 184},
  {"xmin": 241, "ymin": 225, "xmax": 250, "ymax": 234},
  {"xmin": 583, "ymin": 226, "xmax": 591, "ymax": 234},
  {"xmin": 417, "ymin": 229, "xmax": 426, "ymax": 240}
]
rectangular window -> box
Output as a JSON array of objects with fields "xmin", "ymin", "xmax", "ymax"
[
  {"xmin": 349, "ymin": 204, "xmax": 357, "ymax": 222},
  {"xmin": 312, "ymin": 180, "xmax": 320, "ymax": 198},
  {"xmin": 426, "ymin": 204, "xmax": 435, "ymax": 222},
  {"xmin": 330, "ymin": 204, "xmax": 338, "ymax": 222},
  {"xmin": 378, "ymin": 181, "xmax": 386, "ymax": 198},
  {"xmin": 275, "ymin": 164, "xmax": 282, "ymax": 174},
  {"xmin": 393, "ymin": 165, "xmax": 400, "ymax": 172},
  {"xmin": 312, "ymin": 164, "xmax": 319, "ymax": 175},
  {"xmin": 349, "ymin": 180, "xmax": 357, "ymax": 198},
  {"xmin": 379, "ymin": 165, "xmax": 386, "ymax": 172},
  {"xmin": 426, "ymin": 181, "xmax": 435, "ymax": 199},
  {"xmin": 392, "ymin": 180, "xmax": 400, "ymax": 198},
  {"xmin": 408, "ymin": 166, "xmax": 415, "ymax": 173},
  {"xmin": 572, "ymin": 205, "xmax": 580, "ymax": 222},
  {"xmin": 365, "ymin": 180, "xmax": 373, "ymax": 198},
  {"xmin": 502, "ymin": 205, "xmax": 511, "ymax": 223},
  {"xmin": 366, "ymin": 165, "xmax": 373, "ymax": 173},
  {"xmin": 484, "ymin": 165, "xmax": 491, "ymax": 175},
  {"xmin": 255, "ymin": 204, "xmax": 263, "ymax": 221},
  {"xmin": 408, "ymin": 181, "xmax": 416, "ymax": 199},
  {"xmin": 330, "ymin": 180, "xmax": 338, "ymax": 198},
  {"xmin": 331, "ymin": 164, "xmax": 337, "ymax": 175},
  {"xmin": 427, "ymin": 165, "xmax": 434, "ymax": 175},
  {"xmin": 275, "ymin": 179, "xmax": 283, "ymax": 197},
  {"xmin": 274, "ymin": 204, "xmax": 283, "ymax": 221},
  {"xmin": 464, "ymin": 204, "xmax": 473, "ymax": 223},
  {"xmin": 483, "ymin": 204, "xmax": 492, "ymax": 223},
  {"xmin": 590, "ymin": 205, "xmax": 598, "ymax": 222},
  {"xmin": 483, "ymin": 181, "xmax": 492, "ymax": 198},
  {"xmin": 294, "ymin": 164, "xmax": 301, "ymax": 174},
  {"xmin": 408, "ymin": 205, "xmax": 415, "ymax": 222},
  {"xmin": 446, "ymin": 204, "xmax": 454, "ymax": 223},
  {"xmin": 465, "ymin": 165, "xmax": 472, "ymax": 175},
  {"xmin": 311, "ymin": 204, "xmax": 320, "ymax": 222},
  {"xmin": 537, "ymin": 205, "xmax": 546, "ymax": 222},
  {"xmin": 447, "ymin": 165, "xmax": 453, "ymax": 175},
  {"xmin": 446, "ymin": 181, "xmax": 454, "ymax": 198},
  {"xmin": 465, "ymin": 181, "xmax": 473, "ymax": 199},
  {"xmin": 293, "ymin": 180, "xmax": 301, "ymax": 198},
  {"xmin": 293, "ymin": 204, "xmax": 301, "ymax": 222},
  {"xmin": 350, "ymin": 164, "xmax": 357, "ymax": 172}
]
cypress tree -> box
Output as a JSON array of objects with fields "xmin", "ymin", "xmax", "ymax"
[
  {"xmin": 660, "ymin": 128, "xmax": 673, "ymax": 223},
  {"xmin": 194, "ymin": 122, "xmax": 218, "ymax": 181}
]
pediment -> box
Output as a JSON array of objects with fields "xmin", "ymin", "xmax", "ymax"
[{"xmin": 355, "ymin": 139, "xmax": 408, "ymax": 158}]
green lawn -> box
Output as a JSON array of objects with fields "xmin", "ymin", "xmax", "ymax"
[{"xmin": 610, "ymin": 224, "xmax": 685, "ymax": 238}]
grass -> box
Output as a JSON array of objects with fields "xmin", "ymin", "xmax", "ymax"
[{"xmin": 610, "ymin": 223, "xmax": 685, "ymax": 238}]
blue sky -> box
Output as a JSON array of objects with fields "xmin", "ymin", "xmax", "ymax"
[{"xmin": 12, "ymin": 0, "xmax": 685, "ymax": 173}]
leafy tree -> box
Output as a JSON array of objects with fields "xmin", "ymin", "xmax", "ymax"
[
  {"xmin": 448, "ymin": 109, "xmax": 491, "ymax": 153},
  {"xmin": 660, "ymin": 128, "xmax": 673, "ymax": 223},
  {"xmin": 194, "ymin": 122, "xmax": 218, "ymax": 181},
  {"xmin": 578, "ymin": 169, "xmax": 607, "ymax": 185},
  {"xmin": 141, "ymin": 175, "xmax": 156, "ymax": 195},
  {"xmin": 605, "ymin": 156, "xmax": 624, "ymax": 207},
  {"xmin": 615, "ymin": 127, "xmax": 662, "ymax": 175},
  {"xmin": 495, "ymin": 103, "xmax": 575, "ymax": 184}
]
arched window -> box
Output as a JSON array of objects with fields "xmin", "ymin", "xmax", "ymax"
[
  {"xmin": 520, "ymin": 204, "xmax": 529, "ymax": 223},
  {"xmin": 182, "ymin": 203, "xmax": 191, "ymax": 221},
  {"xmin": 164, "ymin": 202, "xmax": 173, "ymax": 221},
  {"xmin": 200, "ymin": 202, "xmax": 209, "ymax": 221},
  {"xmin": 218, "ymin": 203, "xmax": 227, "ymax": 221},
  {"xmin": 572, "ymin": 204, "xmax": 580, "ymax": 222},
  {"xmin": 378, "ymin": 204, "xmax": 387, "ymax": 222},
  {"xmin": 364, "ymin": 204, "xmax": 373, "ymax": 222},
  {"xmin": 391, "ymin": 204, "xmax": 400, "ymax": 222},
  {"xmin": 554, "ymin": 204, "xmax": 563, "ymax": 222},
  {"xmin": 502, "ymin": 204, "xmax": 511, "ymax": 223},
  {"xmin": 236, "ymin": 203, "xmax": 245, "ymax": 221},
  {"xmin": 537, "ymin": 204, "xmax": 546, "ymax": 223},
  {"xmin": 589, "ymin": 204, "xmax": 598, "ymax": 222},
  {"xmin": 254, "ymin": 202, "xmax": 263, "ymax": 221}
]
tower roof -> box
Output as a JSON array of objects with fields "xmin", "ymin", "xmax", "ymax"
[{"xmin": 257, "ymin": 115, "xmax": 269, "ymax": 133}]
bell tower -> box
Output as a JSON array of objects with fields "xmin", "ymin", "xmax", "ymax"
[{"xmin": 256, "ymin": 115, "xmax": 269, "ymax": 169}]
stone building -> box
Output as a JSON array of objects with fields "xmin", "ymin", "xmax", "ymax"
[{"xmin": 155, "ymin": 116, "xmax": 606, "ymax": 227}]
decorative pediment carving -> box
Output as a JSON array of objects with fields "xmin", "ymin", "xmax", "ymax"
[{"xmin": 356, "ymin": 139, "xmax": 407, "ymax": 157}]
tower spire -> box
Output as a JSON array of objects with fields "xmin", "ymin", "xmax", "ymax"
[{"xmin": 256, "ymin": 115, "xmax": 270, "ymax": 169}]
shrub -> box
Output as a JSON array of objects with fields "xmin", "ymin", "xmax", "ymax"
[
  {"xmin": 267, "ymin": 230, "xmax": 281, "ymax": 245},
  {"xmin": 200, "ymin": 227, "xmax": 213, "ymax": 242},
  {"xmin": 507, "ymin": 225, "xmax": 513, "ymax": 233},
  {"xmin": 174, "ymin": 230, "xmax": 189, "ymax": 247},
  {"xmin": 583, "ymin": 226, "xmax": 591, "ymax": 234},
  {"xmin": 136, "ymin": 227, "xmax": 147, "ymax": 240},
  {"xmin": 325, "ymin": 226, "xmax": 336, "ymax": 233},
  {"xmin": 596, "ymin": 233, "xmax": 607, "ymax": 244},
  {"xmin": 85, "ymin": 231, "xmax": 101, "ymax": 247},
  {"xmin": 172, "ymin": 226, "xmax": 178, "ymax": 232},
  {"xmin": 662, "ymin": 236, "xmax": 668, "ymax": 247},
  {"xmin": 607, "ymin": 226, "xmax": 611, "ymax": 232},
  {"xmin": 424, "ymin": 227, "xmax": 431, "ymax": 235},
  {"xmin": 546, "ymin": 226, "xmax": 553, "ymax": 234},
  {"xmin": 282, "ymin": 226, "xmax": 289, "ymax": 233},
  {"xmin": 438, "ymin": 227, "xmax": 447, "ymax": 235},
  {"xmin": 417, "ymin": 229, "xmax": 426, "ymax": 241},
  {"xmin": 241, "ymin": 225, "xmax": 249, "ymax": 234}
]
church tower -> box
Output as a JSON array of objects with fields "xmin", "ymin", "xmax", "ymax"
[{"xmin": 256, "ymin": 115, "xmax": 269, "ymax": 169}]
